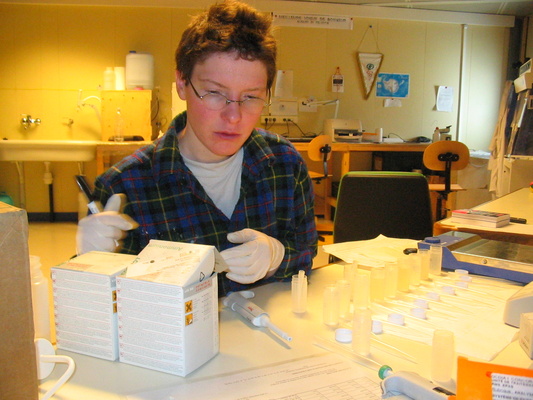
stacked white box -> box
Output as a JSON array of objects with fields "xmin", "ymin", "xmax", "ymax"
[
  {"xmin": 116, "ymin": 239, "xmax": 220, "ymax": 376},
  {"xmin": 117, "ymin": 273, "xmax": 218, "ymax": 376},
  {"xmin": 52, "ymin": 251, "xmax": 136, "ymax": 360}
]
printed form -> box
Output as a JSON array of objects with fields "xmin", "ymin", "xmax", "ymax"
[{"xmin": 127, "ymin": 353, "xmax": 382, "ymax": 400}]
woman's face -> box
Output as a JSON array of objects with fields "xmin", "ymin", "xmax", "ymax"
[{"xmin": 176, "ymin": 52, "xmax": 268, "ymax": 163}]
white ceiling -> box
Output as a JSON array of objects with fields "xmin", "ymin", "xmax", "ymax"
[
  {"xmin": 286, "ymin": 0, "xmax": 533, "ymax": 17},
  {"xmin": 2, "ymin": 0, "xmax": 532, "ymax": 17}
]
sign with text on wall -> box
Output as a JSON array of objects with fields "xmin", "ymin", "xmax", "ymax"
[{"xmin": 272, "ymin": 13, "xmax": 353, "ymax": 30}]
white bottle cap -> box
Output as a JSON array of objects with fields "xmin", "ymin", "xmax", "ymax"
[
  {"xmin": 426, "ymin": 292, "xmax": 440, "ymax": 301},
  {"xmin": 411, "ymin": 307, "xmax": 427, "ymax": 319},
  {"xmin": 372, "ymin": 320, "xmax": 383, "ymax": 334},
  {"xmin": 442, "ymin": 286, "xmax": 455, "ymax": 295},
  {"xmin": 414, "ymin": 298, "xmax": 429, "ymax": 309},
  {"xmin": 335, "ymin": 328, "xmax": 352, "ymax": 343},
  {"xmin": 455, "ymin": 269, "xmax": 469, "ymax": 275},
  {"xmin": 388, "ymin": 313, "xmax": 405, "ymax": 325}
]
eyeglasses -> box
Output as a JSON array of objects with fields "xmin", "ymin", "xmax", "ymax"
[{"xmin": 188, "ymin": 79, "xmax": 270, "ymax": 114}]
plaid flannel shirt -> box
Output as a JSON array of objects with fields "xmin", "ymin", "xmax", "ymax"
[{"xmin": 93, "ymin": 112, "xmax": 318, "ymax": 296}]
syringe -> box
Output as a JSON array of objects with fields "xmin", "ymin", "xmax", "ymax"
[{"xmin": 223, "ymin": 291, "xmax": 292, "ymax": 342}]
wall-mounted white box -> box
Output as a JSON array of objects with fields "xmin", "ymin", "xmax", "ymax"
[
  {"xmin": 52, "ymin": 251, "xmax": 137, "ymax": 361},
  {"xmin": 270, "ymin": 98, "xmax": 298, "ymax": 116}
]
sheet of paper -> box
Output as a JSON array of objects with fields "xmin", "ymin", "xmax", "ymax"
[
  {"xmin": 127, "ymin": 353, "xmax": 382, "ymax": 400},
  {"xmin": 436, "ymin": 86, "xmax": 454, "ymax": 112},
  {"xmin": 322, "ymin": 235, "xmax": 418, "ymax": 264}
]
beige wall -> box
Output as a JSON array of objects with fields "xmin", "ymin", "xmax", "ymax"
[{"xmin": 0, "ymin": 2, "xmax": 510, "ymax": 213}]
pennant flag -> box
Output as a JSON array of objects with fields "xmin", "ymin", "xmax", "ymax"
[{"xmin": 358, "ymin": 52, "xmax": 383, "ymax": 98}]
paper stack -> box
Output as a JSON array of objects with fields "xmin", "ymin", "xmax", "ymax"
[{"xmin": 451, "ymin": 209, "xmax": 510, "ymax": 228}]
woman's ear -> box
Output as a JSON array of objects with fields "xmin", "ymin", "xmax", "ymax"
[{"xmin": 175, "ymin": 71, "xmax": 187, "ymax": 101}]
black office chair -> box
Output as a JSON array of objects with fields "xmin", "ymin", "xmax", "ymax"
[{"xmin": 333, "ymin": 171, "xmax": 434, "ymax": 243}]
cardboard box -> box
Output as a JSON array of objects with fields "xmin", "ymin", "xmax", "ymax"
[
  {"xmin": 116, "ymin": 240, "xmax": 220, "ymax": 376},
  {"xmin": 0, "ymin": 202, "xmax": 38, "ymax": 399},
  {"xmin": 51, "ymin": 251, "xmax": 137, "ymax": 360}
]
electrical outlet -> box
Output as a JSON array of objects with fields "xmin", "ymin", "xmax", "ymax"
[{"xmin": 262, "ymin": 116, "xmax": 298, "ymax": 124}]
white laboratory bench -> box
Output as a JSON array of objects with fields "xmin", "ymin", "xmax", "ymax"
[{"xmin": 40, "ymin": 264, "xmax": 532, "ymax": 399}]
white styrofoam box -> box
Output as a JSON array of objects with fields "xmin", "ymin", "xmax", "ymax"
[
  {"xmin": 117, "ymin": 272, "xmax": 219, "ymax": 376},
  {"xmin": 519, "ymin": 312, "xmax": 533, "ymax": 359},
  {"xmin": 52, "ymin": 251, "xmax": 136, "ymax": 360}
]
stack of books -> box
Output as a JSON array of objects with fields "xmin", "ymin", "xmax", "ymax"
[{"xmin": 451, "ymin": 209, "xmax": 511, "ymax": 228}]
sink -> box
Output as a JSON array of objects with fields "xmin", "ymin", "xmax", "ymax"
[{"xmin": 0, "ymin": 140, "xmax": 100, "ymax": 162}]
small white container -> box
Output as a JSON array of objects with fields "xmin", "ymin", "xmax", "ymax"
[
  {"xmin": 103, "ymin": 67, "xmax": 116, "ymax": 90},
  {"xmin": 30, "ymin": 255, "xmax": 51, "ymax": 341},
  {"xmin": 431, "ymin": 329, "xmax": 455, "ymax": 383},
  {"xmin": 125, "ymin": 51, "xmax": 154, "ymax": 90}
]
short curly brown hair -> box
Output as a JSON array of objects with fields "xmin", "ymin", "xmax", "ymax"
[{"xmin": 175, "ymin": 0, "xmax": 277, "ymax": 89}]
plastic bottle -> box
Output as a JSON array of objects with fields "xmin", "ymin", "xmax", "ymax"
[
  {"xmin": 352, "ymin": 307, "xmax": 372, "ymax": 356},
  {"xmin": 431, "ymin": 329, "xmax": 455, "ymax": 383},
  {"xmin": 125, "ymin": 51, "xmax": 154, "ymax": 90},
  {"xmin": 103, "ymin": 67, "xmax": 116, "ymax": 90},
  {"xmin": 291, "ymin": 270, "xmax": 307, "ymax": 314},
  {"xmin": 323, "ymin": 284, "xmax": 340, "ymax": 327},
  {"xmin": 425, "ymin": 237, "xmax": 443, "ymax": 275},
  {"xmin": 432, "ymin": 127, "xmax": 440, "ymax": 142},
  {"xmin": 30, "ymin": 255, "xmax": 51, "ymax": 341},
  {"xmin": 114, "ymin": 108, "xmax": 124, "ymax": 142}
]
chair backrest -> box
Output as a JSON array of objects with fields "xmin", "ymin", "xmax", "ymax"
[{"xmin": 333, "ymin": 171, "xmax": 433, "ymax": 243}]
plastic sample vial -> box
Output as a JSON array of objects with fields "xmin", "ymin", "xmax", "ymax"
[
  {"xmin": 336, "ymin": 279, "xmax": 352, "ymax": 320},
  {"xmin": 425, "ymin": 237, "xmax": 443, "ymax": 275},
  {"xmin": 384, "ymin": 261, "xmax": 398, "ymax": 299},
  {"xmin": 397, "ymin": 258, "xmax": 411, "ymax": 292},
  {"xmin": 419, "ymin": 248, "xmax": 430, "ymax": 280},
  {"xmin": 431, "ymin": 329, "xmax": 455, "ymax": 383},
  {"xmin": 353, "ymin": 270, "xmax": 370, "ymax": 309},
  {"xmin": 291, "ymin": 270, "xmax": 307, "ymax": 314},
  {"xmin": 30, "ymin": 255, "xmax": 51, "ymax": 341},
  {"xmin": 323, "ymin": 284, "xmax": 340, "ymax": 327},
  {"xmin": 352, "ymin": 308, "xmax": 372, "ymax": 356},
  {"xmin": 409, "ymin": 254, "xmax": 421, "ymax": 286},
  {"xmin": 370, "ymin": 267, "xmax": 385, "ymax": 302}
]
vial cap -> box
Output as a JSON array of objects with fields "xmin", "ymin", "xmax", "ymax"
[
  {"xmin": 424, "ymin": 237, "xmax": 441, "ymax": 244},
  {"xmin": 378, "ymin": 365, "xmax": 393, "ymax": 380},
  {"xmin": 414, "ymin": 298, "xmax": 429, "ymax": 309},
  {"xmin": 442, "ymin": 286, "xmax": 455, "ymax": 295},
  {"xmin": 335, "ymin": 328, "xmax": 352, "ymax": 343},
  {"xmin": 388, "ymin": 313, "xmax": 405, "ymax": 325},
  {"xmin": 411, "ymin": 307, "xmax": 427, "ymax": 319},
  {"xmin": 427, "ymin": 292, "xmax": 440, "ymax": 301},
  {"xmin": 372, "ymin": 320, "xmax": 383, "ymax": 334},
  {"xmin": 456, "ymin": 281, "xmax": 469, "ymax": 288}
]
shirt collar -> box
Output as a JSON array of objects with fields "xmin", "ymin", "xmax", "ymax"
[{"xmin": 152, "ymin": 112, "xmax": 277, "ymax": 181}]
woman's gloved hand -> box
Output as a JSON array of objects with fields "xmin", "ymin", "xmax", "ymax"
[
  {"xmin": 76, "ymin": 194, "xmax": 138, "ymax": 255},
  {"xmin": 220, "ymin": 228, "xmax": 285, "ymax": 284}
]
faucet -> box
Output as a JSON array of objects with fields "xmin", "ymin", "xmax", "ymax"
[{"xmin": 21, "ymin": 114, "xmax": 41, "ymax": 130}]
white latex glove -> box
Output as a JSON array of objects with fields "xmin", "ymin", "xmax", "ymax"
[
  {"xmin": 76, "ymin": 193, "xmax": 138, "ymax": 255},
  {"xmin": 220, "ymin": 228, "xmax": 285, "ymax": 284}
]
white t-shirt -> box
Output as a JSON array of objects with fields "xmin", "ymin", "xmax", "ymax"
[{"xmin": 182, "ymin": 149, "xmax": 243, "ymax": 219}]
